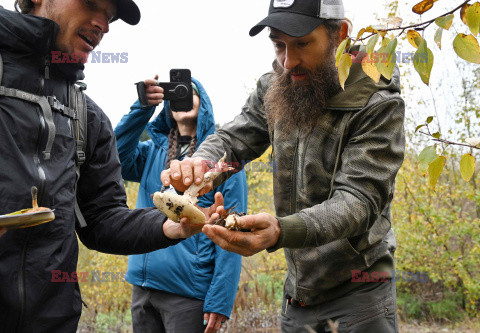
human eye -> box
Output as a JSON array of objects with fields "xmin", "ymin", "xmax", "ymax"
[
  {"xmin": 272, "ymin": 41, "xmax": 285, "ymax": 50},
  {"xmin": 84, "ymin": 0, "xmax": 96, "ymax": 9}
]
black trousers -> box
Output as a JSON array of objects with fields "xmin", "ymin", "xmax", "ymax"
[{"xmin": 281, "ymin": 279, "xmax": 399, "ymax": 333}]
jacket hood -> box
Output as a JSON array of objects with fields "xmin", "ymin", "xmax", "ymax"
[
  {"xmin": 146, "ymin": 78, "xmax": 216, "ymax": 148},
  {"xmin": 326, "ymin": 45, "xmax": 401, "ymax": 111},
  {"xmin": 0, "ymin": 6, "xmax": 85, "ymax": 81}
]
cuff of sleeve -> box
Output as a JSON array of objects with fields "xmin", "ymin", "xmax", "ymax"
[
  {"xmin": 158, "ymin": 217, "xmax": 186, "ymax": 247},
  {"xmin": 267, "ymin": 214, "xmax": 307, "ymax": 252}
]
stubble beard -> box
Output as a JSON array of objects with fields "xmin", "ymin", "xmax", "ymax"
[{"xmin": 264, "ymin": 50, "xmax": 342, "ymax": 136}]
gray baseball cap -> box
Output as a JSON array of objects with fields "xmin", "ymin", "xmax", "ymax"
[
  {"xmin": 249, "ymin": 0, "xmax": 344, "ymax": 37},
  {"xmin": 111, "ymin": 0, "xmax": 141, "ymax": 25}
]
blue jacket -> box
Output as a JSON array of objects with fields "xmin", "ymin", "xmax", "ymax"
[{"xmin": 114, "ymin": 78, "xmax": 247, "ymax": 318}]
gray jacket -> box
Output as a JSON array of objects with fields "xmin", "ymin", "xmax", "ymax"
[{"xmin": 194, "ymin": 59, "xmax": 405, "ymax": 305}]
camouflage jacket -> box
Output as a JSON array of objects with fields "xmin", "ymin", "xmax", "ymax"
[{"xmin": 194, "ymin": 58, "xmax": 405, "ymax": 305}]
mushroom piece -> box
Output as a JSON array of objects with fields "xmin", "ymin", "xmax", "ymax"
[{"xmin": 153, "ymin": 153, "xmax": 233, "ymax": 225}]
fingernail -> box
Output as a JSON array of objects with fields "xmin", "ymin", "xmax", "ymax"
[
  {"xmin": 173, "ymin": 172, "xmax": 180, "ymax": 178},
  {"xmin": 185, "ymin": 177, "xmax": 191, "ymax": 184},
  {"xmin": 196, "ymin": 177, "xmax": 202, "ymax": 183},
  {"xmin": 203, "ymin": 319, "xmax": 207, "ymax": 325}
]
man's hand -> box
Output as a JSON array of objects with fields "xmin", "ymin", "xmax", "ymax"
[
  {"xmin": 0, "ymin": 227, "xmax": 6, "ymax": 238},
  {"xmin": 162, "ymin": 193, "xmax": 224, "ymax": 239},
  {"xmin": 204, "ymin": 312, "xmax": 228, "ymax": 333},
  {"xmin": 145, "ymin": 75, "xmax": 164, "ymax": 106},
  {"xmin": 202, "ymin": 212, "xmax": 281, "ymax": 257},
  {"xmin": 160, "ymin": 157, "xmax": 212, "ymax": 195}
]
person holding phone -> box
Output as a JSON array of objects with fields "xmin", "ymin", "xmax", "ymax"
[{"xmin": 114, "ymin": 76, "xmax": 247, "ymax": 333}]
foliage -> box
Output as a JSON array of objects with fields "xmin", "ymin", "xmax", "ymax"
[{"xmin": 337, "ymin": 0, "xmax": 480, "ymax": 187}]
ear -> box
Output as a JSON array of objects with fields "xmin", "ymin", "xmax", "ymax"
[{"xmin": 339, "ymin": 20, "xmax": 350, "ymax": 41}]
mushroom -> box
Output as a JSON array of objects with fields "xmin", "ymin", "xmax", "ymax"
[{"xmin": 153, "ymin": 153, "xmax": 233, "ymax": 225}]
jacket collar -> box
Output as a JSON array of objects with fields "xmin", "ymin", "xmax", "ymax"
[{"xmin": 0, "ymin": 6, "xmax": 85, "ymax": 82}]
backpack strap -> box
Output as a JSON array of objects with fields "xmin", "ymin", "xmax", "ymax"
[
  {"xmin": 69, "ymin": 83, "xmax": 88, "ymax": 228},
  {"xmin": 0, "ymin": 52, "xmax": 89, "ymax": 228},
  {"xmin": 0, "ymin": 53, "xmax": 56, "ymax": 160}
]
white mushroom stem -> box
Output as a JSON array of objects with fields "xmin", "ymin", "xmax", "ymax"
[{"xmin": 184, "ymin": 153, "xmax": 233, "ymax": 204}]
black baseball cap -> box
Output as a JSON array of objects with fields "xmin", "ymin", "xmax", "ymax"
[
  {"xmin": 111, "ymin": 0, "xmax": 141, "ymax": 25},
  {"xmin": 249, "ymin": 0, "xmax": 345, "ymax": 37}
]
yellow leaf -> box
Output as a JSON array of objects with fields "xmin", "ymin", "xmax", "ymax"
[
  {"xmin": 466, "ymin": 2, "xmax": 480, "ymax": 36},
  {"xmin": 412, "ymin": 0, "xmax": 438, "ymax": 15},
  {"xmin": 407, "ymin": 30, "xmax": 422, "ymax": 49},
  {"xmin": 453, "ymin": 33, "xmax": 480, "ymax": 64},
  {"xmin": 435, "ymin": 14, "xmax": 454, "ymax": 30},
  {"xmin": 428, "ymin": 156, "xmax": 446, "ymax": 189},
  {"xmin": 362, "ymin": 55, "xmax": 381, "ymax": 83},
  {"xmin": 460, "ymin": 154, "xmax": 475, "ymax": 182},
  {"xmin": 335, "ymin": 38, "xmax": 351, "ymax": 67},
  {"xmin": 356, "ymin": 28, "xmax": 366, "ymax": 41},
  {"xmin": 434, "ymin": 27, "xmax": 443, "ymax": 50},
  {"xmin": 461, "ymin": 4, "xmax": 472, "ymax": 25},
  {"xmin": 338, "ymin": 53, "xmax": 352, "ymax": 90}
]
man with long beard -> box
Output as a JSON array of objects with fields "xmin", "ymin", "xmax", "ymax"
[{"xmin": 161, "ymin": 0, "xmax": 405, "ymax": 331}]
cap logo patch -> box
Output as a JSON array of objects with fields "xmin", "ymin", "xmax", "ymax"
[{"xmin": 273, "ymin": 0, "xmax": 295, "ymax": 8}]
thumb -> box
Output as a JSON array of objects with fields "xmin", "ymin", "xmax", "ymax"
[{"xmin": 236, "ymin": 214, "xmax": 270, "ymax": 230}]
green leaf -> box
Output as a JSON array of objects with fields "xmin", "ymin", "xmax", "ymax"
[
  {"xmin": 460, "ymin": 154, "xmax": 476, "ymax": 182},
  {"xmin": 419, "ymin": 145, "xmax": 438, "ymax": 173},
  {"xmin": 435, "ymin": 14, "xmax": 454, "ymax": 30},
  {"xmin": 366, "ymin": 34, "xmax": 380, "ymax": 58},
  {"xmin": 432, "ymin": 132, "xmax": 441, "ymax": 139},
  {"xmin": 376, "ymin": 37, "xmax": 397, "ymax": 80},
  {"xmin": 428, "ymin": 156, "xmax": 446, "ymax": 189},
  {"xmin": 434, "ymin": 27, "xmax": 443, "ymax": 50},
  {"xmin": 453, "ymin": 33, "xmax": 480, "ymax": 64},
  {"xmin": 415, "ymin": 124, "xmax": 426, "ymax": 133},
  {"xmin": 414, "ymin": 39, "xmax": 434, "ymax": 85},
  {"xmin": 466, "ymin": 2, "xmax": 480, "ymax": 36},
  {"xmin": 335, "ymin": 38, "xmax": 351, "ymax": 67},
  {"xmin": 426, "ymin": 116, "xmax": 434, "ymax": 123},
  {"xmin": 338, "ymin": 53, "xmax": 352, "ymax": 90}
]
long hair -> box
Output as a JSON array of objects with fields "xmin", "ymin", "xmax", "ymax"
[{"xmin": 165, "ymin": 111, "xmax": 197, "ymax": 168}]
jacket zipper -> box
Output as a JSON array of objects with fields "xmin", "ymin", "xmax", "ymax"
[
  {"xmin": 291, "ymin": 134, "xmax": 300, "ymax": 213},
  {"xmin": 17, "ymin": 107, "xmax": 48, "ymax": 331},
  {"xmin": 16, "ymin": 229, "xmax": 31, "ymax": 332},
  {"xmin": 299, "ymin": 131, "xmax": 312, "ymax": 189},
  {"xmin": 289, "ymin": 134, "xmax": 300, "ymax": 300}
]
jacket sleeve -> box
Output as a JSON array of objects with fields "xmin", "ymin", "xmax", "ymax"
[
  {"xmin": 192, "ymin": 74, "xmax": 272, "ymax": 187},
  {"xmin": 270, "ymin": 94, "xmax": 406, "ymax": 250},
  {"xmin": 76, "ymin": 97, "xmax": 182, "ymax": 255},
  {"xmin": 203, "ymin": 171, "xmax": 247, "ymax": 317},
  {"xmin": 114, "ymin": 99, "xmax": 156, "ymax": 182}
]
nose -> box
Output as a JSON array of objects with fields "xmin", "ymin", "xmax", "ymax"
[
  {"xmin": 283, "ymin": 47, "xmax": 301, "ymax": 70},
  {"xmin": 92, "ymin": 13, "xmax": 110, "ymax": 34}
]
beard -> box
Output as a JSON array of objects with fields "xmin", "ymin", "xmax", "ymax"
[{"xmin": 264, "ymin": 54, "xmax": 342, "ymax": 136}]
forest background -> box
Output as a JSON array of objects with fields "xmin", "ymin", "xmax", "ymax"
[{"xmin": 74, "ymin": 0, "xmax": 480, "ymax": 332}]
